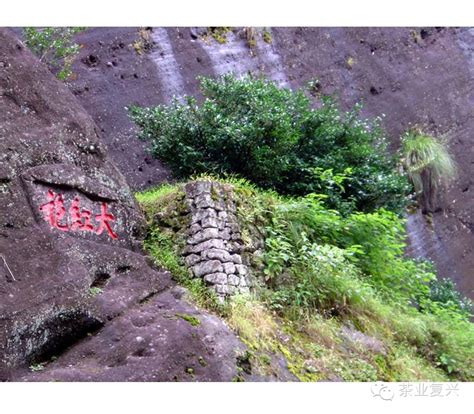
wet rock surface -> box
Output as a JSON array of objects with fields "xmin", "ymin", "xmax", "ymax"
[
  {"xmin": 68, "ymin": 28, "xmax": 172, "ymax": 191},
  {"xmin": 0, "ymin": 28, "xmax": 257, "ymax": 381}
]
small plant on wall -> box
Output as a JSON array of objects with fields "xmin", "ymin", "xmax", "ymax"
[{"xmin": 401, "ymin": 129, "xmax": 456, "ymax": 214}]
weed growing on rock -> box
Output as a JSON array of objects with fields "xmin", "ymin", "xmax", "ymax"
[
  {"xmin": 175, "ymin": 313, "xmax": 201, "ymax": 327},
  {"xmin": 23, "ymin": 27, "xmax": 84, "ymax": 80},
  {"xmin": 132, "ymin": 27, "xmax": 154, "ymax": 55},
  {"xmin": 29, "ymin": 363, "xmax": 45, "ymax": 372},
  {"xmin": 208, "ymin": 27, "xmax": 231, "ymax": 44},
  {"xmin": 88, "ymin": 287, "xmax": 103, "ymax": 297},
  {"xmin": 401, "ymin": 130, "xmax": 456, "ymax": 213},
  {"xmin": 262, "ymin": 28, "xmax": 272, "ymax": 44}
]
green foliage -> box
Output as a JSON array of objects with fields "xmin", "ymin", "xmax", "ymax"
[
  {"xmin": 129, "ymin": 74, "xmax": 410, "ymax": 214},
  {"xmin": 262, "ymin": 29, "xmax": 272, "ymax": 44},
  {"xmin": 88, "ymin": 287, "xmax": 103, "ymax": 297},
  {"xmin": 263, "ymin": 194, "xmax": 436, "ymax": 305},
  {"xmin": 23, "ymin": 27, "xmax": 84, "ymax": 80},
  {"xmin": 254, "ymin": 186, "xmax": 472, "ymax": 380},
  {"xmin": 136, "ymin": 180, "xmax": 473, "ymax": 381},
  {"xmin": 208, "ymin": 27, "xmax": 231, "ymax": 43},
  {"xmin": 266, "ymin": 239, "xmax": 375, "ymax": 317},
  {"xmin": 401, "ymin": 130, "xmax": 456, "ymax": 212},
  {"xmin": 29, "ymin": 363, "xmax": 45, "ymax": 372},
  {"xmin": 420, "ymin": 278, "xmax": 472, "ymax": 317},
  {"xmin": 134, "ymin": 183, "xmax": 177, "ymax": 216},
  {"xmin": 423, "ymin": 309, "xmax": 474, "ymax": 380},
  {"xmin": 175, "ymin": 313, "xmax": 201, "ymax": 327}
]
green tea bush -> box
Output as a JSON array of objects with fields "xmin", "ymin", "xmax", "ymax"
[{"xmin": 129, "ymin": 74, "xmax": 411, "ymax": 214}]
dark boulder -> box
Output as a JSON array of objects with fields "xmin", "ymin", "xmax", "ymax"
[{"xmin": 0, "ymin": 28, "xmax": 253, "ymax": 381}]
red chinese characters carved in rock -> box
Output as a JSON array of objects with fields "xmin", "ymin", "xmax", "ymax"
[{"xmin": 39, "ymin": 190, "xmax": 118, "ymax": 240}]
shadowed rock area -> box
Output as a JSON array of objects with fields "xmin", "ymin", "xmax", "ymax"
[{"xmin": 0, "ymin": 28, "xmax": 261, "ymax": 382}]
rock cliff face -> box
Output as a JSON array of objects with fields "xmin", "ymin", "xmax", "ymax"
[
  {"xmin": 0, "ymin": 28, "xmax": 257, "ymax": 381},
  {"xmin": 67, "ymin": 27, "xmax": 474, "ymax": 300}
]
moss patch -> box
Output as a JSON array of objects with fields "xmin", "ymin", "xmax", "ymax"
[{"xmin": 176, "ymin": 313, "xmax": 201, "ymax": 327}]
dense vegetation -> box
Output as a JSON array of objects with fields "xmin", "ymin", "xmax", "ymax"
[
  {"xmin": 129, "ymin": 75, "xmax": 411, "ymax": 215},
  {"xmin": 137, "ymin": 178, "xmax": 473, "ymax": 381},
  {"xmin": 132, "ymin": 74, "xmax": 472, "ymax": 381}
]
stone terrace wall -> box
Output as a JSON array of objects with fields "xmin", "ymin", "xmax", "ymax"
[{"xmin": 182, "ymin": 181, "xmax": 252, "ymax": 299}]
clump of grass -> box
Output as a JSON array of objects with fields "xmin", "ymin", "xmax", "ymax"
[
  {"xmin": 227, "ymin": 295, "xmax": 278, "ymax": 352},
  {"xmin": 29, "ymin": 363, "xmax": 45, "ymax": 372},
  {"xmin": 132, "ymin": 27, "xmax": 153, "ymax": 55},
  {"xmin": 208, "ymin": 27, "xmax": 231, "ymax": 44},
  {"xmin": 262, "ymin": 28, "xmax": 272, "ymax": 44},
  {"xmin": 401, "ymin": 130, "xmax": 456, "ymax": 213},
  {"xmin": 134, "ymin": 183, "xmax": 178, "ymax": 217},
  {"xmin": 387, "ymin": 345, "xmax": 449, "ymax": 381},
  {"xmin": 226, "ymin": 295, "xmax": 321, "ymax": 380}
]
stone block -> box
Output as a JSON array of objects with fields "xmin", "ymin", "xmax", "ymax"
[
  {"xmin": 204, "ymin": 272, "xmax": 228, "ymax": 285},
  {"xmin": 223, "ymin": 262, "xmax": 236, "ymax": 274},
  {"xmin": 188, "ymin": 227, "xmax": 219, "ymax": 245},
  {"xmin": 235, "ymin": 264, "xmax": 248, "ymax": 276},
  {"xmin": 230, "ymin": 254, "xmax": 242, "ymax": 264},
  {"xmin": 204, "ymin": 248, "xmax": 231, "ymax": 262},
  {"xmin": 184, "ymin": 254, "xmax": 201, "ymax": 267},
  {"xmin": 228, "ymin": 274, "xmax": 240, "ymax": 286},
  {"xmin": 184, "ymin": 238, "xmax": 226, "ymax": 254},
  {"xmin": 193, "ymin": 260, "xmax": 223, "ymax": 277}
]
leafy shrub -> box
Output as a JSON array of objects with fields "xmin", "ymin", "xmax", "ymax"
[
  {"xmin": 419, "ymin": 278, "xmax": 472, "ymax": 318},
  {"xmin": 336, "ymin": 210, "xmax": 436, "ymax": 303},
  {"xmin": 424, "ymin": 309, "xmax": 474, "ymax": 380},
  {"xmin": 23, "ymin": 27, "xmax": 84, "ymax": 80},
  {"xmin": 263, "ymin": 194, "xmax": 436, "ymax": 305},
  {"xmin": 401, "ymin": 130, "xmax": 456, "ymax": 213},
  {"xmin": 129, "ymin": 74, "xmax": 411, "ymax": 214},
  {"xmin": 266, "ymin": 236, "xmax": 376, "ymax": 317}
]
